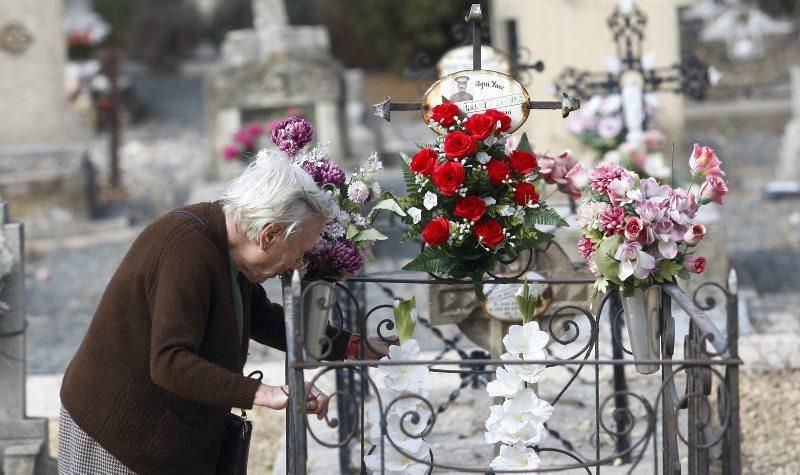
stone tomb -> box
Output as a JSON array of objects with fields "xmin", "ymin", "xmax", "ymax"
[
  {"xmin": 0, "ymin": 202, "xmax": 54, "ymax": 474},
  {"xmin": 0, "ymin": 0, "xmax": 93, "ymax": 233},
  {"xmin": 206, "ymin": 0, "xmax": 348, "ymax": 179}
]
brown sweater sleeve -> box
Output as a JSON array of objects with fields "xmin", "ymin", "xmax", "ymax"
[
  {"xmin": 249, "ymin": 283, "xmax": 352, "ymax": 360},
  {"xmin": 148, "ymin": 239, "xmax": 260, "ymax": 409}
]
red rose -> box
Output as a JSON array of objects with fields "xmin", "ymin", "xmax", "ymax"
[
  {"xmin": 454, "ymin": 195, "xmax": 487, "ymax": 222},
  {"xmin": 443, "ymin": 131, "xmax": 477, "ymax": 159},
  {"xmin": 464, "ymin": 113, "xmax": 495, "ymax": 140},
  {"xmin": 484, "ymin": 109, "xmax": 512, "ymax": 133},
  {"xmin": 474, "ymin": 219, "xmax": 504, "ymax": 248},
  {"xmin": 432, "ymin": 160, "xmax": 465, "ymax": 196},
  {"xmin": 422, "ymin": 217, "xmax": 450, "ymax": 246},
  {"xmin": 514, "ymin": 182, "xmax": 540, "ymax": 206},
  {"xmin": 486, "ymin": 159, "xmax": 512, "ymax": 186},
  {"xmin": 430, "ymin": 102, "xmax": 461, "ymax": 128},
  {"xmin": 508, "ymin": 150, "xmax": 538, "ymax": 175},
  {"xmin": 409, "ymin": 148, "xmax": 438, "ymax": 176}
]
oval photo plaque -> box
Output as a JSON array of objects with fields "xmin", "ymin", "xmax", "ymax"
[
  {"xmin": 481, "ymin": 272, "xmax": 553, "ymax": 322},
  {"xmin": 422, "ymin": 69, "xmax": 530, "ymax": 134}
]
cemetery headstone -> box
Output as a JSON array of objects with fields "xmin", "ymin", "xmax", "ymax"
[
  {"xmin": 208, "ymin": 0, "xmax": 353, "ymax": 177},
  {"xmin": 0, "ymin": 0, "xmax": 92, "ymax": 233},
  {"xmin": 0, "ymin": 202, "xmax": 54, "ymax": 474}
]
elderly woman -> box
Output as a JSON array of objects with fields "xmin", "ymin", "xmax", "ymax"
[{"xmin": 59, "ymin": 157, "xmax": 384, "ymax": 474}]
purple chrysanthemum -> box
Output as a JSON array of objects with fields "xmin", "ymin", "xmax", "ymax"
[
  {"xmin": 299, "ymin": 161, "xmax": 322, "ymax": 181},
  {"xmin": 319, "ymin": 161, "xmax": 346, "ymax": 186},
  {"xmin": 270, "ymin": 116, "xmax": 314, "ymax": 156},
  {"xmin": 329, "ymin": 240, "xmax": 364, "ymax": 277}
]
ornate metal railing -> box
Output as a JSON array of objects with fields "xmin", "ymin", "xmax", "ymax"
[{"xmin": 281, "ymin": 269, "xmax": 741, "ymax": 474}]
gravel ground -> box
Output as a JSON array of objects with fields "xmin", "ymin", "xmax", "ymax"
[{"xmin": 741, "ymin": 371, "xmax": 800, "ymax": 474}]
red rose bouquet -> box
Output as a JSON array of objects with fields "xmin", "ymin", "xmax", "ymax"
[{"xmin": 391, "ymin": 103, "xmax": 567, "ymax": 299}]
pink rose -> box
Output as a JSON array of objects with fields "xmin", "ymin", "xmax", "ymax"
[
  {"xmin": 689, "ymin": 144, "xmax": 724, "ymax": 178},
  {"xmin": 566, "ymin": 163, "xmax": 590, "ymax": 192},
  {"xmin": 683, "ymin": 224, "xmax": 706, "ymax": 246},
  {"xmin": 699, "ymin": 175, "xmax": 728, "ymax": 205},
  {"xmin": 624, "ymin": 217, "xmax": 643, "ymax": 241},
  {"xmin": 683, "ymin": 254, "xmax": 706, "ymax": 274}
]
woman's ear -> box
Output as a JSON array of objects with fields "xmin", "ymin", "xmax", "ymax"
[{"xmin": 258, "ymin": 223, "xmax": 286, "ymax": 250}]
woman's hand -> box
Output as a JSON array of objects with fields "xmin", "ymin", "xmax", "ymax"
[{"xmin": 253, "ymin": 383, "xmax": 329, "ymax": 420}]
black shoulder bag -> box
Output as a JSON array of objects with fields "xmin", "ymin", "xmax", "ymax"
[{"xmin": 168, "ymin": 210, "xmax": 261, "ymax": 475}]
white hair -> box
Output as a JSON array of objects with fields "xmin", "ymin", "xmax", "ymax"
[{"xmin": 220, "ymin": 151, "xmax": 336, "ymax": 241}]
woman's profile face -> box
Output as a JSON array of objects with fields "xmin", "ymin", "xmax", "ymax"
[{"xmin": 239, "ymin": 217, "xmax": 325, "ymax": 283}]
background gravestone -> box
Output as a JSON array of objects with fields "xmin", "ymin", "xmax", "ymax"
[
  {"xmin": 0, "ymin": 202, "xmax": 54, "ymax": 474},
  {"xmin": 0, "ymin": 0, "xmax": 93, "ymax": 234},
  {"xmin": 206, "ymin": 0, "xmax": 351, "ymax": 180}
]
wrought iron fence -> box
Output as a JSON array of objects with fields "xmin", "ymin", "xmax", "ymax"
[{"xmin": 280, "ymin": 268, "xmax": 741, "ymax": 474}]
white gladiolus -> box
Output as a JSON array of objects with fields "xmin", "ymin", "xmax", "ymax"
[
  {"xmin": 500, "ymin": 351, "xmax": 547, "ymax": 384},
  {"xmin": 502, "ymin": 321, "xmax": 550, "ymax": 355},
  {"xmin": 486, "ymin": 367, "xmax": 524, "ymax": 398},
  {"xmin": 485, "ymin": 389, "xmax": 553, "ymax": 445},
  {"xmin": 363, "ymin": 438, "xmax": 431, "ymax": 475},
  {"xmin": 378, "ymin": 340, "xmax": 429, "ymax": 393},
  {"xmin": 489, "ymin": 443, "xmax": 541, "ymax": 471}
]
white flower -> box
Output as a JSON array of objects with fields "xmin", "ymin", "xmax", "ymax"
[
  {"xmin": 367, "ymin": 407, "xmax": 429, "ymax": 453},
  {"xmin": 336, "ymin": 210, "xmax": 352, "ymax": 226},
  {"xmin": 378, "ymin": 340, "xmax": 429, "ymax": 393},
  {"xmin": 576, "ymin": 201, "xmax": 610, "ymax": 232},
  {"xmin": 486, "ymin": 367, "xmax": 524, "ymax": 398},
  {"xmin": 323, "ymin": 221, "xmax": 346, "ymax": 239},
  {"xmin": 378, "ymin": 387, "xmax": 430, "ymax": 419},
  {"xmin": 364, "ymin": 438, "xmax": 431, "ymax": 475},
  {"xmin": 423, "ymin": 192, "xmax": 437, "ymax": 210},
  {"xmin": 407, "ymin": 207, "xmax": 422, "ymax": 224},
  {"xmin": 347, "ymin": 180, "xmax": 371, "ymax": 204},
  {"xmin": 370, "ymin": 181, "xmax": 382, "ymax": 201},
  {"xmin": 476, "ymin": 151, "xmax": 491, "ymax": 164},
  {"xmin": 502, "ymin": 321, "xmax": 549, "ymax": 355},
  {"xmin": 504, "ymin": 135, "xmax": 521, "ymax": 155},
  {"xmin": 352, "ymin": 213, "xmax": 367, "ymax": 227},
  {"xmin": 489, "ymin": 444, "xmax": 541, "ymax": 472},
  {"xmin": 501, "ymin": 351, "xmax": 546, "ymax": 384},
  {"xmin": 497, "ymin": 205, "xmax": 516, "ymax": 217},
  {"xmin": 485, "ymin": 388, "xmax": 553, "ymax": 445}
]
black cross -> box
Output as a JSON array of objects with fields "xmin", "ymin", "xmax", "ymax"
[
  {"xmin": 373, "ymin": 4, "xmax": 580, "ymax": 122},
  {"xmin": 554, "ymin": 1, "xmax": 715, "ymax": 131}
]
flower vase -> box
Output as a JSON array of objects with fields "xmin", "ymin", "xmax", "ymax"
[
  {"xmin": 301, "ymin": 281, "xmax": 337, "ymax": 361},
  {"xmin": 621, "ymin": 286, "xmax": 661, "ymax": 375}
]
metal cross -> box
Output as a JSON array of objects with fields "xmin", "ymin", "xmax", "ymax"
[
  {"xmin": 554, "ymin": 1, "xmax": 715, "ymax": 130},
  {"xmin": 373, "ymin": 4, "xmax": 580, "ymax": 122}
]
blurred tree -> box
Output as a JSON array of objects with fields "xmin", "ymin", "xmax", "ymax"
[
  {"xmin": 286, "ymin": 0, "xmax": 489, "ymax": 73},
  {"xmin": 93, "ymin": 0, "xmax": 203, "ymax": 70},
  {"xmin": 205, "ymin": 0, "xmax": 253, "ymax": 46}
]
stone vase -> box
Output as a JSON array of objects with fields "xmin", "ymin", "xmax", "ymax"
[
  {"xmin": 301, "ymin": 281, "xmax": 337, "ymax": 361},
  {"xmin": 621, "ymin": 286, "xmax": 661, "ymax": 375}
]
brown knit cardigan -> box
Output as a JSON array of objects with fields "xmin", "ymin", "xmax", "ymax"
[{"xmin": 60, "ymin": 202, "xmax": 351, "ymax": 474}]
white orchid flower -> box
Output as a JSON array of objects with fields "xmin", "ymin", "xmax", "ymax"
[
  {"xmin": 407, "ymin": 207, "xmax": 422, "ymax": 224},
  {"xmin": 614, "ymin": 241, "xmax": 656, "ymax": 281},
  {"xmin": 422, "ymin": 191, "xmax": 437, "ymax": 210}
]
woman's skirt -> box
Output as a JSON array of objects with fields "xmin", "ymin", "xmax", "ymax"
[{"xmin": 57, "ymin": 406, "xmax": 136, "ymax": 474}]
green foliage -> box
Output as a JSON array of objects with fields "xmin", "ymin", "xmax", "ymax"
[
  {"xmin": 367, "ymin": 198, "xmax": 406, "ymax": 221},
  {"xmin": 594, "ymin": 236, "xmax": 623, "ymax": 286},
  {"xmin": 402, "ymin": 248, "xmax": 451, "ymax": 275},
  {"xmin": 285, "ymin": 1, "xmax": 487, "ymax": 73},
  {"xmin": 523, "ymin": 206, "xmax": 569, "ymax": 228},
  {"xmin": 653, "ymin": 260, "xmax": 688, "ymax": 283},
  {"xmin": 517, "ymin": 133, "xmax": 533, "ymax": 153},
  {"xmin": 351, "ymin": 228, "xmax": 388, "ymax": 242},
  {"xmin": 393, "ymin": 297, "xmax": 417, "ymax": 344}
]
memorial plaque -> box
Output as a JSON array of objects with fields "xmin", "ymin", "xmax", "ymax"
[
  {"xmin": 437, "ymin": 45, "xmax": 512, "ymax": 77},
  {"xmin": 481, "ymin": 272, "xmax": 553, "ymax": 322},
  {"xmin": 421, "ymin": 70, "xmax": 530, "ymax": 134}
]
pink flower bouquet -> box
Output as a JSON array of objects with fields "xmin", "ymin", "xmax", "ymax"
[{"xmin": 569, "ymin": 144, "xmax": 728, "ymax": 298}]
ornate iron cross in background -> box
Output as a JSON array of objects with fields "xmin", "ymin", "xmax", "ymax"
[
  {"xmin": 373, "ymin": 4, "xmax": 580, "ymax": 123},
  {"xmin": 554, "ymin": 1, "xmax": 716, "ymax": 133}
]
